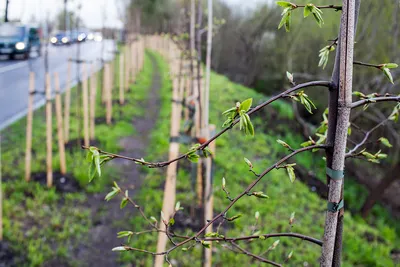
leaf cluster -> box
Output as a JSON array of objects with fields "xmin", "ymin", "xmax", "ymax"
[{"xmin": 222, "ymin": 98, "xmax": 255, "ymax": 136}]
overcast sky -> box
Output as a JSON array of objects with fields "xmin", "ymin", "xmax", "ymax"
[{"xmin": 0, "ymin": 0, "xmax": 265, "ymax": 29}]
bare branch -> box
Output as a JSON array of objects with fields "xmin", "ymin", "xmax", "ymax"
[
  {"xmin": 82, "ymin": 81, "xmax": 331, "ymax": 168},
  {"xmin": 351, "ymin": 96, "xmax": 400, "ymax": 109}
]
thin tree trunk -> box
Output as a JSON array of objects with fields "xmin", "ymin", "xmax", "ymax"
[
  {"xmin": 331, "ymin": 2, "xmax": 361, "ymax": 266},
  {"xmin": 321, "ymin": 0, "xmax": 357, "ymax": 266}
]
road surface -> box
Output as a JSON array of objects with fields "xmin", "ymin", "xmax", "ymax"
[{"xmin": 0, "ymin": 40, "xmax": 115, "ymax": 131}]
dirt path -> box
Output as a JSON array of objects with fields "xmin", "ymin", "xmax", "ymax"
[{"xmin": 77, "ymin": 53, "xmax": 162, "ymax": 267}]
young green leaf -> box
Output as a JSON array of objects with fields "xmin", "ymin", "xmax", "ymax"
[
  {"xmin": 88, "ymin": 160, "xmax": 96, "ymax": 182},
  {"xmin": 112, "ymin": 246, "xmax": 127, "ymax": 252},
  {"xmin": 382, "ymin": 67, "xmax": 394, "ymax": 84},
  {"xmin": 277, "ymin": 139, "xmax": 291, "ymax": 149},
  {"xmin": 120, "ymin": 198, "xmax": 128, "ymax": 209},
  {"xmin": 244, "ymin": 113, "xmax": 255, "ymax": 136},
  {"xmin": 240, "ymin": 98, "xmax": 253, "ymax": 112},
  {"xmin": 187, "ymin": 153, "xmax": 200, "ymax": 163},
  {"xmin": 226, "ymin": 214, "xmax": 242, "ymax": 221},
  {"xmin": 105, "ymin": 189, "xmax": 119, "ymax": 201},
  {"xmin": 286, "ymin": 71, "xmax": 294, "ymax": 84},
  {"xmin": 304, "ymin": 4, "xmax": 312, "ymax": 17},
  {"xmin": 311, "ymin": 5, "xmax": 324, "ymax": 27},
  {"xmin": 169, "ymin": 218, "xmax": 175, "ymax": 226},
  {"xmin": 276, "ymin": 1, "xmax": 294, "ymax": 8},
  {"xmin": 244, "ymin": 157, "xmax": 253, "ymax": 169},
  {"xmin": 384, "ymin": 63, "xmax": 398, "ymax": 69},
  {"xmin": 285, "ymin": 10, "xmax": 292, "ymax": 32},
  {"xmin": 175, "ymin": 201, "xmax": 181, "ymax": 212},
  {"xmin": 201, "ymin": 241, "xmax": 211, "ymax": 249},
  {"xmin": 271, "ymin": 240, "xmax": 280, "ymax": 249},
  {"xmin": 222, "ymin": 177, "xmax": 226, "ymax": 189},
  {"xmin": 117, "ymin": 231, "xmax": 133, "ymax": 238},
  {"xmin": 379, "ymin": 137, "xmax": 392, "ymax": 148},
  {"xmin": 286, "ymin": 165, "xmax": 296, "ymax": 183},
  {"xmin": 289, "ymin": 212, "xmax": 295, "ymax": 225},
  {"xmin": 252, "ymin": 191, "xmax": 269, "ymax": 199},
  {"xmin": 255, "ymin": 211, "xmax": 260, "ymax": 220}
]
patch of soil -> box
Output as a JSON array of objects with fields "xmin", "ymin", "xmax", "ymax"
[
  {"xmin": 0, "ymin": 241, "xmax": 24, "ymax": 267},
  {"xmin": 77, "ymin": 53, "xmax": 163, "ymax": 267},
  {"xmin": 31, "ymin": 172, "xmax": 81, "ymax": 193}
]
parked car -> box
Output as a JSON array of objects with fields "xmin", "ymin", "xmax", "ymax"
[
  {"xmin": 0, "ymin": 23, "xmax": 41, "ymax": 59},
  {"xmin": 50, "ymin": 31, "xmax": 71, "ymax": 45}
]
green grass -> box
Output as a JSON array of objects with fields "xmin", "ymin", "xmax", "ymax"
[
  {"xmin": 0, "ymin": 48, "xmax": 154, "ymax": 266},
  {"xmin": 118, "ymin": 52, "xmax": 399, "ymax": 266}
]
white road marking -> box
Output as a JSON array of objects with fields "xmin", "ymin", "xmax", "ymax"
[{"xmin": 0, "ymin": 61, "xmax": 27, "ymax": 74}]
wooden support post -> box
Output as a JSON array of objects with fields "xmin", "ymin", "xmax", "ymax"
[
  {"xmin": 64, "ymin": 60, "xmax": 71, "ymax": 143},
  {"xmin": 54, "ymin": 73, "xmax": 67, "ymax": 175},
  {"xmin": 105, "ymin": 64, "xmax": 112, "ymax": 125},
  {"xmin": 82, "ymin": 64, "xmax": 90, "ymax": 147},
  {"xmin": 131, "ymin": 42, "xmax": 136, "ymax": 83},
  {"xmin": 125, "ymin": 47, "xmax": 130, "ymax": 91},
  {"xmin": 45, "ymin": 73, "xmax": 53, "ymax": 187},
  {"xmin": 119, "ymin": 53, "xmax": 125, "ymax": 105},
  {"xmin": 102, "ymin": 62, "xmax": 107, "ymax": 104},
  {"xmin": 155, "ymin": 66, "xmax": 183, "ymax": 267},
  {"xmin": 25, "ymin": 72, "xmax": 35, "ymax": 181},
  {"xmin": 204, "ymin": 124, "xmax": 216, "ymax": 267},
  {"xmin": 90, "ymin": 64, "xmax": 97, "ymax": 140}
]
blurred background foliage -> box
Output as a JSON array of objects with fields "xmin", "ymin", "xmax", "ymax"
[{"xmin": 126, "ymin": 0, "xmax": 400, "ymax": 222}]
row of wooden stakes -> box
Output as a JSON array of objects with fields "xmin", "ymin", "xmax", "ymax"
[
  {"xmin": 24, "ymin": 38, "xmax": 145, "ymax": 187},
  {"xmin": 147, "ymin": 35, "xmax": 216, "ymax": 267}
]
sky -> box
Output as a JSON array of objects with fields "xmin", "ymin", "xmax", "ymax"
[{"xmin": 0, "ymin": 0, "xmax": 265, "ymax": 29}]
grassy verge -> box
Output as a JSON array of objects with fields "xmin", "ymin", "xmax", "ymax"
[
  {"xmin": 119, "ymin": 52, "xmax": 399, "ymax": 267},
  {"xmin": 0, "ymin": 48, "xmax": 154, "ymax": 266}
]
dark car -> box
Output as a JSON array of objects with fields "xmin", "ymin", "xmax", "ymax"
[
  {"xmin": 50, "ymin": 31, "xmax": 71, "ymax": 45},
  {"xmin": 0, "ymin": 23, "xmax": 41, "ymax": 59}
]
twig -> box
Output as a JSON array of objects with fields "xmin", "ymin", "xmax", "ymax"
[{"xmin": 351, "ymin": 96, "xmax": 400, "ymax": 109}]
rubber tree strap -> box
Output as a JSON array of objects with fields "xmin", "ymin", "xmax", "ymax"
[
  {"xmin": 327, "ymin": 199, "xmax": 344, "ymax": 212},
  {"xmin": 326, "ymin": 167, "xmax": 344, "ymax": 180}
]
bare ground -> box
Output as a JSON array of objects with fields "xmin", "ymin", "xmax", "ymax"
[{"xmin": 77, "ymin": 53, "xmax": 162, "ymax": 267}]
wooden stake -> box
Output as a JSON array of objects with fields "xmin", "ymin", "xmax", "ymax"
[
  {"xmin": 131, "ymin": 41, "xmax": 137, "ymax": 83},
  {"xmin": 90, "ymin": 64, "xmax": 97, "ymax": 140},
  {"xmin": 204, "ymin": 124, "xmax": 216, "ymax": 267},
  {"xmin": 155, "ymin": 68, "xmax": 183, "ymax": 267},
  {"xmin": 102, "ymin": 62, "xmax": 107, "ymax": 104},
  {"xmin": 82, "ymin": 63, "xmax": 90, "ymax": 147},
  {"xmin": 125, "ymin": 47, "xmax": 130, "ymax": 91},
  {"xmin": 45, "ymin": 73, "xmax": 53, "ymax": 187},
  {"xmin": 105, "ymin": 64, "xmax": 112, "ymax": 125},
  {"xmin": 54, "ymin": 73, "xmax": 67, "ymax": 175},
  {"xmin": 64, "ymin": 61, "xmax": 71, "ymax": 143},
  {"xmin": 25, "ymin": 72, "xmax": 35, "ymax": 181},
  {"xmin": 119, "ymin": 53, "xmax": 125, "ymax": 105}
]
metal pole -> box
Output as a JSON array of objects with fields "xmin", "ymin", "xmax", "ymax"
[
  {"xmin": 64, "ymin": 0, "xmax": 69, "ymax": 32},
  {"xmin": 5, "ymin": 0, "xmax": 9, "ymax": 23}
]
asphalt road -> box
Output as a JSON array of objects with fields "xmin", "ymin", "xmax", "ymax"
[{"xmin": 0, "ymin": 39, "xmax": 115, "ymax": 131}]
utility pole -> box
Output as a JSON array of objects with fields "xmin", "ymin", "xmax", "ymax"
[
  {"xmin": 64, "ymin": 0, "xmax": 69, "ymax": 32},
  {"xmin": 5, "ymin": 0, "xmax": 10, "ymax": 22}
]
